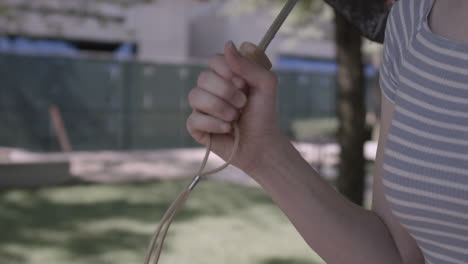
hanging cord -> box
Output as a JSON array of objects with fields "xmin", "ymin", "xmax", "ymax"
[
  {"xmin": 143, "ymin": 1, "xmax": 298, "ymax": 263},
  {"xmin": 144, "ymin": 123, "xmax": 240, "ymax": 264}
]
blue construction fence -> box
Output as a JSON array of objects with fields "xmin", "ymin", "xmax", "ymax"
[{"xmin": 0, "ymin": 54, "xmax": 378, "ymax": 151}]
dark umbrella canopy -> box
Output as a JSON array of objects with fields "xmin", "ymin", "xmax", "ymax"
[{"xmin": 324, "ymin": 0, "xmax": 397, "ymax": 43}]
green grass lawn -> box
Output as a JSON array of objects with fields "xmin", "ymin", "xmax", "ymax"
[
  {"xmin": 0, "ymin": 179, "xmax": 325, "ymax": 264},
  {"xmin": 291, "ymin": 117, "xmax": 338, "ymax": 140}
]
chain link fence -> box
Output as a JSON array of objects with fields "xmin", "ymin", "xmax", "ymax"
[{"xmin": 0, "ymin": 54, "xmax": 377, "ymax": 151}]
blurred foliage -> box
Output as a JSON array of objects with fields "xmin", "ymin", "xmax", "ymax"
[
  {"xmin": 224, "ymin": 0, "xmax": 325, "ymax": 20},
  {"xmin": 0, "ymin": 0, "xmax": 333, "ymax": 41},
  {"xmin": 218, "ymin": 0, "xmax": 382, "ymax": 53},
  {"xmin": 219, "ymin": 0, "xmax": 334, "ymax": 40}
]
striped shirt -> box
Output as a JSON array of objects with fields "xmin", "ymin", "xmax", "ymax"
[{"xmin": 380, "ymin": 0, "xmax": 468, "ymax": 263}]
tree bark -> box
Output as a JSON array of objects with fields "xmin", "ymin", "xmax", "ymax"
[{"xmin": 334, "ymin": 10, "xmax": 366, "ymax": 206}]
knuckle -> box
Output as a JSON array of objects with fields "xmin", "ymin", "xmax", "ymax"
[
  {"xmin": 220, "ymin": 84, "xmax": 235, "ymax": 100},
  {"xmin": 209, "ymin": 54, "xmax": 222, "ymax": 69},
  {"xmin": 209, "ymin": 100, "xmax": 223, "ymax": 114},
  {"xmin": 219, "ymin": 122, "xmax": 229, "ymax": 132},
  {"xmin": 230, "ymin": 61, "xmax": 243, "ymax": 75},
  {"xmin": 186, "ymin": 115, "xmax": 195, "ymax": 132},
  {"xmin": 188, "ymin": 88, "xmax": 198, "ymax": 107},
  {"xmin": 227, "ymin": 56, "xmax": 244, "ymax": 74},
  {"xmin": 197, "ymin": 71, "xmax": 210, "ymax": 87},
  {"xmin": 222, "ymin": 107, "xmax": 237, "ymax": 122},
  {"xmin": 210, "ymin": 101, "xmax": 232, "ymax": 121}
]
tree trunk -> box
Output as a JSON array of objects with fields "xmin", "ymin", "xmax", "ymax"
[{"xmin": 334, "ymin": 10, "xmax": 366, "ymax": 206}]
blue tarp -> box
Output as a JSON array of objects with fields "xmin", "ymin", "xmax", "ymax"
[
  {"xmin": 0, "ymin": 37, "xmax": 134, "ymax": 60},
  {"xmin": 277, "ymin": 56, "xmax": 377, "ymax": 77}
]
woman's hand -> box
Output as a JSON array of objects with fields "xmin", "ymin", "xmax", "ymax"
[{"xmin": 186, "ymin": 41, "xmax": 284, "ymax": 174}]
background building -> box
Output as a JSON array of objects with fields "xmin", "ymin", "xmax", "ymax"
[
  {"xmin": 0, "ymin": 0, "xmax": 344, "ymax": 64},
  {"xmin": 0, "ymin": 0, "xmax": 379, "ymax": 151}
]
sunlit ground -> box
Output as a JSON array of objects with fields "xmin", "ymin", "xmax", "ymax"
[
  {"xmin": 0, "ymin": 179, "xmax": 325, "ymax": 264},
  {"xmin": 291, "ymin": 117, "xmax": 338, "ymax": 140}
]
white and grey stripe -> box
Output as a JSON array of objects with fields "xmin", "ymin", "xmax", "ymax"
[{"xmin": 381, "ymin": 0, "xmax": 468, "ymax": 263}]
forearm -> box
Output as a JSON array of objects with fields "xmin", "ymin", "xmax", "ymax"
[{"xmin": 249, "ymin": 134, "xmax": 403, "ymax": 264}]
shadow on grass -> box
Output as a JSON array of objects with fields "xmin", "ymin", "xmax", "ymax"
[
  {"xmin": 262, "ymin": 256, "xmax": 322, "ymax": 264},
  {"xmin": 0, "ymin": 179, "xmax": 275, "ymax": 263}
]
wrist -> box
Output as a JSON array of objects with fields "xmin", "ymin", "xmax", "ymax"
[{"xmin": 245, "ymin": 132, "xmax": 298, "ymax": 180}]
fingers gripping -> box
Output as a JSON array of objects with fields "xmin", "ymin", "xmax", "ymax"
[
  {"xmin": 196, "ymin": 71, "xmax": 247, "ymax": 109},
  {"xmin": 224, "ymin": 41, "xmax": 278, "ymax": 93},
  {"xmin": 188, "ymin": 88, "xmax": 240, "ymax": 122}
]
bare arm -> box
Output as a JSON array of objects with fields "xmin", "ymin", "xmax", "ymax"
[
  {"xmin": 249, "ymin": 132, "xmax": 402, "ymax": 264},
  {"xmin": 249, "ymin": 94, "xmax": 424, "ymax": 263},
  {"xmin": 187, "ymin": 42, "xmax": 421, "ymax": 264}
]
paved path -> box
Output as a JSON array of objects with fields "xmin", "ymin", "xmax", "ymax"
[
  {"xmin": 2, "ymin": 141, "xmax": 377, "ymax": 185},
  {"xmin": 1, "ymin": 141, "xmax": 377, "ymax": 205}
]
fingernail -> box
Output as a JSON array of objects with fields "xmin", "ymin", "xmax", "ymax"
[
  {"xmin": 232, "ymin": 77, "xmax": 244, "ymax": 89},
  {"xmin": 233, "ymin": 92, "xmax": 247, "ymax": 108},
  {"xmin": 227, "ymin": 41, "xmax": 240, "ymax": 57}
]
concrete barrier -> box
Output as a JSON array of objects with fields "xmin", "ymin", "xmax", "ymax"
[{"xmin": 0, "ymin": 160, "xmax": 71, "ymax": 189}]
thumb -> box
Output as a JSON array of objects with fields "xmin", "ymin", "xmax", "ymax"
[{"xmin": 224, "ymin": 41, "xmax": 278, "ymax": 93}]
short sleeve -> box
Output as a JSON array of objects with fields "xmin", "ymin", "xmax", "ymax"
[{"xmin": 379, "ymin": 5, "xmax": 400, "ymax": 104}]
